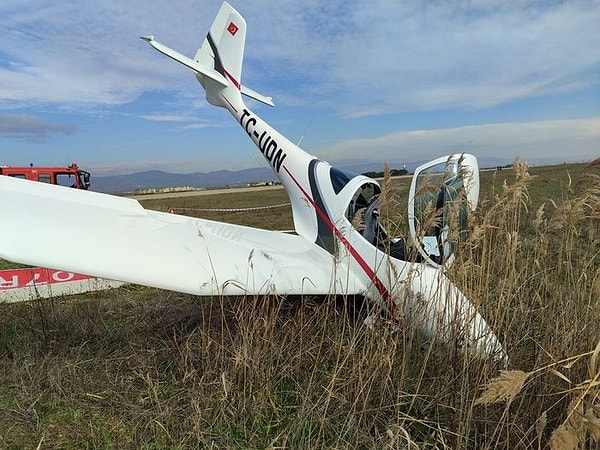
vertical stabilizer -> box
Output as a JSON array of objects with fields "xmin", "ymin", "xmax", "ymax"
[{"xmin": 194, "ymin": 2, "xmax": 246, "ymax": 92}]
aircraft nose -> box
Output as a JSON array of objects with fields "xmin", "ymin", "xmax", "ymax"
[{"xmin": 403, "ymin": 266, "xmax": 507, "ymax": 363}]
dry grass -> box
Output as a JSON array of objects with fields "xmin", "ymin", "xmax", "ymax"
[{"xmin": 0, "ymin": 162, "xmax": 599, "ymax": 448}]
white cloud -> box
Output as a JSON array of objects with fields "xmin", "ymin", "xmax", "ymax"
[
  {"xmin": 139, "ymin": 114, "xmax": 194, "ymax": 122},
  {"xmin": 0, "ymin": 0, "xmax": 212, "ymax": 107},
  {"xmin": 317, "ymin": 117, "xmax": 600, "ymax": 165},
  {"xmin": 0, "ymin": 113, "xmax": 77, "ymax": 141},
  {"xmin": 0, "ymin": 1, "xmax": 598, "ymax": 176},
  {"xmin": 85, "ymin": 117, "xmax": 600, "ymax": 175},
  {"xmin": 0, "ymin": 0, "xmax": 598, "ymax": 116}
]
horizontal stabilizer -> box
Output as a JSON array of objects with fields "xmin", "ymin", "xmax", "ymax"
[
  {"xmin": 141, "ymin": 36, "xmax": 228, "ymax": 87},
  {"xmin": 142, "ymin": 34, "xmax": 273, "ymax": 107},
  {"xmin": 241, "ymin": 85, "xmax": 274, "ymax": 107}
]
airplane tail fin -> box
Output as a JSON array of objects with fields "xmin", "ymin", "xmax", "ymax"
[
  {"xmin": 142, "ymin": 2, "xmax": 272, "ymax": 107},
  {"xmin": 194, "ymin": 2, "xmax": 246, "ymax": 92}
]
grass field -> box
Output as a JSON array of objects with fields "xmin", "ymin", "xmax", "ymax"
[{"xmin": 1, "ymin": 161, "xmax": 599, "ymax": 449}]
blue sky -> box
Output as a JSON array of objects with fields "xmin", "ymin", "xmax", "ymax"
[{"xmin": 1, "ymin": 0, "xmax": 599, "ymax": 176}]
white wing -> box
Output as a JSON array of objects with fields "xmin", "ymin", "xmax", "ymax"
[{"xmin": 0, "ymin": 176, "xmax": 349, "ymax": 296}]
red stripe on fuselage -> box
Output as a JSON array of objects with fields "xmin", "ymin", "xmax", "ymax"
[
  {"xmin": 224, "ymin": 69, "xmax": 241, "ymax": 90},
  {"xmin": 283, "ymin": 166, "xmax": 394, "ymax": 312}
]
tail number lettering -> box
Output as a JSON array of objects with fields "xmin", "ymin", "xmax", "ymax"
[{"xmin": 240, "ymin": 109, "xmax": 287, "ymax": 173}]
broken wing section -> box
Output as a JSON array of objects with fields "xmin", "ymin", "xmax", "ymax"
[{"xmin": 0, "ymin": 176, "xmax": 345, "ymax": 297}]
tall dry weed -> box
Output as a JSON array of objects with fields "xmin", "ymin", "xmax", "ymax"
[{"xmin": 460, "ymin": 160, "xmax": 600, "ymax": 448}]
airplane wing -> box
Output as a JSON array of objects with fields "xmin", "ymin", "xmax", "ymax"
[{"xmin": 0, "ymin": 176, "xmax": 349, "ymax": 297}]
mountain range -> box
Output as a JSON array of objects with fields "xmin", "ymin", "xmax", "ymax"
[
  {"xmin": 91, "ymin": 162, "xmax": 396, "ymax": 194},
  {"xmin": 91, "ymin": 157, "xmax": 513, "ymax": 194}
]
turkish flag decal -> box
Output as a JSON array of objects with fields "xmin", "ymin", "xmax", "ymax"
[{"xmin": 227, "ymin": 22, "xmax": 239, "ymax": 36}]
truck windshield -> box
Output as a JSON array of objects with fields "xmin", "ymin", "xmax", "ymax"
[{"xmin": 56, "ymin": 173, "xmax": 76, "ymax": 188}]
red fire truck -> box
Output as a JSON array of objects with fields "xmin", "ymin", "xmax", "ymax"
[{"xmin": 0, "ymin": 163, "xmax": 91, "ymax": 189}]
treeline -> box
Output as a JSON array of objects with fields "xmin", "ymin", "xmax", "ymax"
[{"xmin": 362, "ymin": 168, "xmax": 408, "ymax": 178}]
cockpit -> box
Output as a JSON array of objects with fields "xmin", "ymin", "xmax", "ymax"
[
  {"xmin": 345, "ymin": 182, "xmax": 418, "ymax": 262},
  {"xmin": 341, "ymin": 154, "xmax": 478, "ymax": 267}
]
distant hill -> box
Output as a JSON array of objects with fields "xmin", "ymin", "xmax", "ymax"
[
  {"xmin": 91, "ymin": 163, "xmax": 391, "ymax": 194},
  {"xmin": 90, "ymin": 157, "xmax": 514, "ymax": 194},
  {"xmin": 91, "ymin": 167, "xmax": 276, "ymax": 194}
]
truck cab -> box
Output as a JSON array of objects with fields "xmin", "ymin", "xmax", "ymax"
[{"xmin": 0, "ymin": 163, "xmax": 91, "ymax": 190}]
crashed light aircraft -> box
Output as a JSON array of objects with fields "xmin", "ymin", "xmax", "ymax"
[{"xmin": 0, "ymin": 2, "xmax": 506, "ymax": 362}]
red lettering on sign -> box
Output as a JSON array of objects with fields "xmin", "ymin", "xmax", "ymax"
[
  {"xmin": 25, "ymin": 273, "xmax": 41, "ymax": 286},
  {"xmin": 0, "ymin": 268, "xmax": 92, "ymax": 290},
  {"xmin": 52, "ymin": 271, "xmax": 75, "ymax": 282},
  {"xmin": 0, "ymin": 275, "xmax": 18, "ymax": 289}
]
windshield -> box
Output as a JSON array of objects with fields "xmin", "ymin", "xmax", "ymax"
[
  {"xmin": 412, "ymin": 160, "xmax": 469, "ymax": 264},
  {"xmin": 330, "ymin": 167, "xmax": 357, "ymax": 194},
  {"xmin": 56, "ymin": 172, "xmax": 75, "ymax": 187}
]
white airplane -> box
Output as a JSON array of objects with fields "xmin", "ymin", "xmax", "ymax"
[{"xmin": 0, "ymin": 2, "xmax": 506, "ymax": 362}]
